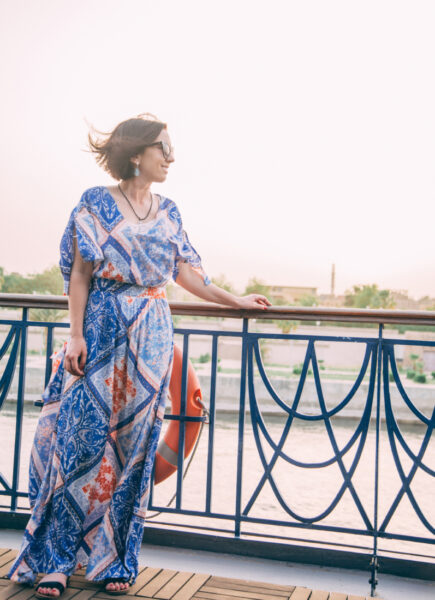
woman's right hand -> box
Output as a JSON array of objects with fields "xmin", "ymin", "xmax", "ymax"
[{"xmin": 64, "ymin": 335, "xmax": 87, "ymax": 376}]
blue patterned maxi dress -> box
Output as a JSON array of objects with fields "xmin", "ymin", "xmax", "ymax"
[{"xmin": 8, "ymin": 185, "xmax": 211, "ymax": 585}]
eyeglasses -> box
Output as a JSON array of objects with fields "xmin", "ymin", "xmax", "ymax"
[{"xmin": 145, "ymin": 141, "xmax": 174, "ymax": 160}]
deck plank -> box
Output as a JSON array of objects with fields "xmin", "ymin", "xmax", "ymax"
[
  {"xmin": 308, "ymin": 592, "xmax": 329, "ymax": 600},
  {"xmin": 0, "ymin": 583, "xmax": 29, "ymax": 600},
  {"xmin": 193, "ymin": 594, "xmax": 266, "ymax": 600},
  {"xmin": 127, "ymin": 568, "xmax": 163, "ymax": 596},
  {"xmin": 0, "ymin": 553, "xmax": 13, "ymax": 561},
  {"xmin": 171, "ymin": 574, "xmax": 211, "ymax": 600},
  {"xmin": 66, "ymin": 591, "xmax": 99, "ymax": 600},
  {"xmin": 68, "ymin": 576, "xmax": 101, "ymax": 591},
  {"xmin": 0, "ymin": 552, "xmax": 17, "ymax": 565},
  {"xmin": 0, "ymin": 588, "xmax": 36, "ymax": 600},
  {"xmin": 134, "ymin": 569, "xmax": 177, "ymax": 597},
  {"xmin": 153, "ymin": 572, "xmax": 194, "ymax": 599},
  {"xmin": 0, "ymin": 561, "xmax": 18, "ymax": 579},
  {"xmin": 207, "ymin": 577, "xmax": 293, "ymax": 593},
  {"xmin": 94, "ymin": 595, "xmax": 154, "ymax": 600},
  {"xmin": 65, "ymin": 589, "xmax": 99, "ymax": 600},
  {"xmin": 328, "ymin": 594, "xmax": 347, "ymax": 600},
  {"xmin": 289, "ymin": 588, "xmax": 311, "ymax": 600},
  {"xmin": 203, "ymin": 582, "xmax": 290, "ymax": 597},
  {"xmin": 199, "ymin": 584, "xmax": 290, "ymax": 600}
]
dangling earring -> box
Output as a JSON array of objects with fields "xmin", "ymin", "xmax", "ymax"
[{"xmin": 134, "ymin": 163, "xmax": 140, "ymax": 177}]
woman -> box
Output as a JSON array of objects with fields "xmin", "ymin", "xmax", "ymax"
[{"xmin": 7, "ymin": 113, "xmax": 271, "ymax": 597}]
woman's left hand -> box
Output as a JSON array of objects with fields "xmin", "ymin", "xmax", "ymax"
[{"xmin": 236, "ymin": 294, "xmax": 272, "ymax": 310}]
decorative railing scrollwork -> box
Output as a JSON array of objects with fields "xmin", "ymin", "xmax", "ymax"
[{"xmin": 0, "ymin": 293, "xmax": 433, "ymax": 595}]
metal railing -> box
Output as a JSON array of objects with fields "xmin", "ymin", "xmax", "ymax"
[{"xmin": 0, "ymin": 293, "xmax": 434, "ymax": 596}]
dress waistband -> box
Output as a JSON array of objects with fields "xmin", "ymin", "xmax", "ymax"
[{"xmin": 90, "ymin": 277, "xmax": 167, "ymax": 299}]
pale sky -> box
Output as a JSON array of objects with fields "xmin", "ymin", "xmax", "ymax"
[{"xmin": 1, "ymin": 0, "xmax": 434, "ymax": 298}]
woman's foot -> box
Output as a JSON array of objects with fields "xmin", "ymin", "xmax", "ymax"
[
  {"xmin": 35, "ymin": 573, "xmax": 68, "ymax": 598},
  {"xmin": 104, "ymin": 578, "xmax": 130, "ymax": 594}
]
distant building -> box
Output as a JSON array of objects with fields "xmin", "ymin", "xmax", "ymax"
[
  {"xmin": 390, "ymin": 290, "xmax": 419, "ymax": 310},
  {"xmin": 417, "ymin": 296, "xmax": 435, "ymax": 311},
  {"xmin": 403, "ymin": 331, "xmax": 435, "ymax": 371},
  {"xmin": 269, "ymin": 285, "xmax": 317, "ymax": 305},
  {"xmin": 389, "ymin": 291, "xmax": 435, "ymax": 311},
  {"xmin": 317, "ymin": 293, "xmax": 346, "ymax": 307}
]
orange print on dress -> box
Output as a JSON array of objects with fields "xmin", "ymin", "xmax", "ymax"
[
  {"xmin": 101, "ymin": 261, "xmax": 123, "ymax": 282},
  {"xmin": 82, "ymin": 456, "xmax": 117, "ymax": 513},
  {"xmin": 104, "ymin": 359, "xmax": 137, "ymax": 414},
  {"xmin": 50, "ymin": 341, "xmax": 68, "ymax": 375},
  {"xmin": 138, "ymin": 286, "xmax": 166, "ymax": 299}
]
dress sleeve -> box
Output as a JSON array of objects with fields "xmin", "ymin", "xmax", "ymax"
[
  {"xmin": 168, "ymin": 201, "xmax": 211, "ymax": 286},
  {"xmin": 59, "ymin": 193, "xmax": 104, "ymax": 294}
]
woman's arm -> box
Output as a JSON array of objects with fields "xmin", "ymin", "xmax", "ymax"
[
  {"xmin": 64, "ymin": 233, "xmax": 94, "ymax": 376},
  {"xmin": 174, "ymin": 262, "xmax": 272, "ymax": 310}
]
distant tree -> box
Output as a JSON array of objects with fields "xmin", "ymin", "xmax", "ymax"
[
  {"xmin": 0, "ymin": 266, "xmax": 4, "ymax": 291},
  {"xmin": 2, "ymin": 271, "xmax": 33, "ymax": 293},
  {"xmin": 1, "ymin": 265, "xmax": 63, "ymax": 295},
  {"xmin": 274, "ymin": 319, "xmax": 297, "ymax": 334},
  {"xmin": 298, "ymin": 294, "xmax": 317, "ymax": 307},
  {"xmin": 344, "ymin": 284, "xmax": 395, "ymax": 309},
  {"xmin": 272, "ymin": 293, "xmax": 317, "ymax": 333},
  {"xmin": 244, "ymin": 277, "xmax": 270, "ymax": 296},
  {"xmin": 272, "ymin": 296, "xmax": 298, "ymax": 333},
  {"xmin": 31, "ymin": 265, "xmax": 64, "ymax": 295},
  {"xmin": 211, "ymin": 274, "xmax": 235, "ymax": 293},
  {"xmin": 419, "ymin": 296, "xmax": 435, "ymax": 311}
]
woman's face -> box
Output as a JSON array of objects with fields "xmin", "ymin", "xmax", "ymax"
[{"xmin": 134, "ymin": 128, "xmax": 175, "ymax": 183}]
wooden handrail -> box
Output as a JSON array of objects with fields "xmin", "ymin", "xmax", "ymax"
[{"xmin": 1, "ymin": 292, "xmax": 435, "ymax": 325}]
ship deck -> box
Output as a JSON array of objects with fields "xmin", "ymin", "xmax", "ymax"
[{"xmin": 0, "ymin": 547, "xmax": 373, "ymax": 600}]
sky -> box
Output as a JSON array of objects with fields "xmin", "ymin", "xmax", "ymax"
[{"xmin": 0, "ymin": 0, "xmax": 434, "ymax": 298}]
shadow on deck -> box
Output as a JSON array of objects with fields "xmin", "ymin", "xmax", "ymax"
[{"xmin": 0, "ymin": 548, "xmax": 376, "ymax": 600}]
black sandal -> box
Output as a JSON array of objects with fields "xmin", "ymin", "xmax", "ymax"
[
  {"xmin": 35, "ymin": 576, "xmax": 69, "ymax": 599},
  {"xmin": 104, "ymin": 578, "xmax": 130, "ymax": 595}
]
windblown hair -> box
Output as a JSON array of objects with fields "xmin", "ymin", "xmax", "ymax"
[{"xmin": 87, "ymin": 113, "xmax": 167, "ymax": 180}]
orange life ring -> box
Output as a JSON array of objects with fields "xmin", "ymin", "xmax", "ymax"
[
  {"xmin": 154, "ymin": 343, "xmax": 204, "ymax": 484},
  {"xmin": 49, "ymin": 341, "xmax": 204, "ymax": 486}
]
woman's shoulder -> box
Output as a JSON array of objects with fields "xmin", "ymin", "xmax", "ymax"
[
  {"xmin": 78, "ymin": 185, "xmax": 106, "ymax": 208},
  {"xmin": 160, "ymin": 195, "xmax": 182, "ymax": 223},
  {"xmin": 65, "ymin": 187, "xmax": 117, "ymax": 231},
  {"xmin": 66, "ymin": 186, "xmax": 109, "ymax": 219}
]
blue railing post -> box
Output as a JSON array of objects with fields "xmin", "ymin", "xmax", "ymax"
[
  {"xmin": 11, "ymin": 307, "xmax": 28, "ymax": 511},
  {"xmin": 370, "ymin": 322, "xmax": 384, "ymax": 596},
  {"xmin": 175, "ymin": 334, "xmax": 190, "ymax": 510},
  {"xmin": 205, "ymin": 334, "xmax": 218, "ymax": 513},
  {"xmin": 44, "ymin": 325, "xmax": 54, "ymax": 387},
  {"xmin": 235, "ymin": 317, "xmax": 249, "ymax": 537}
]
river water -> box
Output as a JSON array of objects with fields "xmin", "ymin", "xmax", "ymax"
[{"xmin": 0, "ymin": 404, "xmax": 433, "ymax": 561}]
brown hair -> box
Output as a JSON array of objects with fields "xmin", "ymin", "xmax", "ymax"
[{"xmin": 87, "ymin": 113, "xmax": 167, "ymax": 180}]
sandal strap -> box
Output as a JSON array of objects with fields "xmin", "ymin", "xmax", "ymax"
[
  {"xmin": 105, "ymin": 578, "xmax": 129, "ymax": 584},
  {"xmin": 36, "ymin": 581, "xmax": 66, "ymax": 594}
]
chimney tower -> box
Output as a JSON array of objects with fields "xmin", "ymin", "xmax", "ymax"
[{"xmin": 331, "ymin": 263, "xmax": 336, "ymax": 296}]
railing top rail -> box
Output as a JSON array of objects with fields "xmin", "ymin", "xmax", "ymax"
[{"xmin": 1, "ymin": 292, "xmax": 435, "ymax": 325}]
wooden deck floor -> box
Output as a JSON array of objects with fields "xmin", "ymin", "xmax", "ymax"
[{"xmin": 0, "ymin": 548, "xmax": 375, "ymax": 600}]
